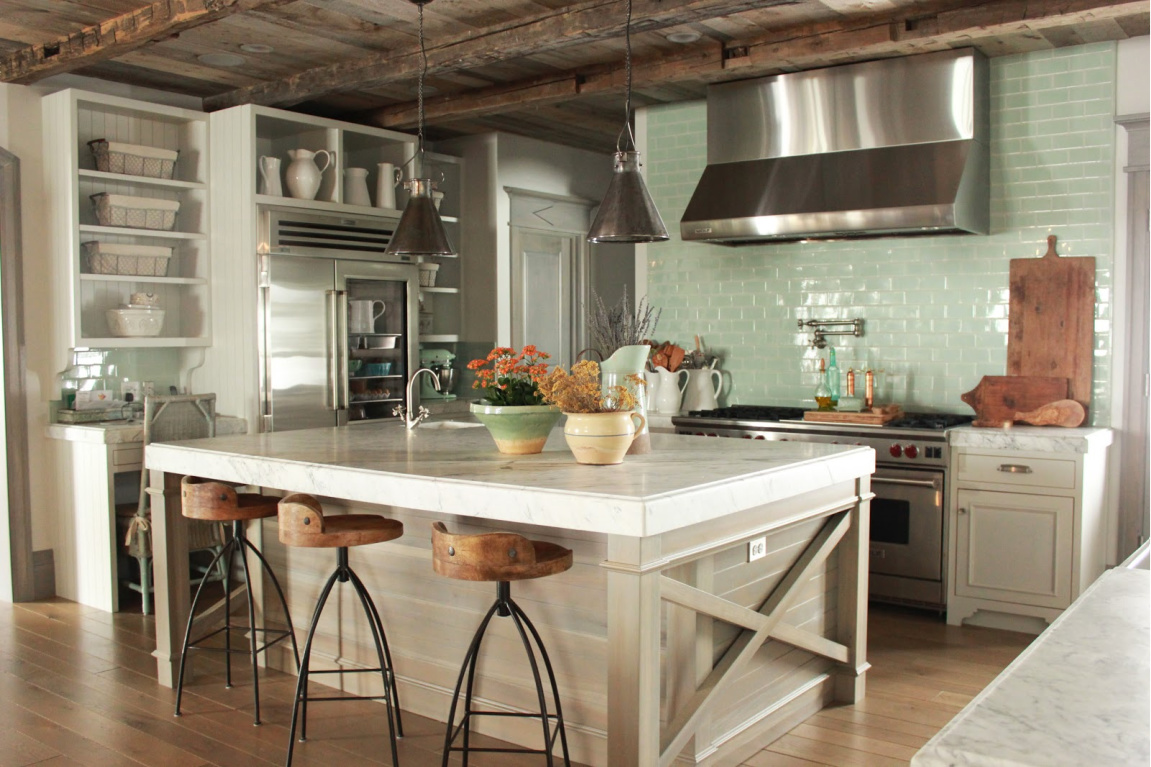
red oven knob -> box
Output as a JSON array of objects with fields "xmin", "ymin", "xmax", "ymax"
[
  {"xmin": 889, "ymin": 443, "xmax": 903, "ymax": 458},
  {"xmin": 903, "ymin": 444, "xmax": 918, "ymax": 459},
  {"xmin": 754, "ymin": 435, "xmax": 766, "ymax": 440}
]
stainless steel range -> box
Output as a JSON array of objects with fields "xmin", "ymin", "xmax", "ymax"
[{"xmin": 673, "ymin": 405, "xmax": 973, "ymax": 611}]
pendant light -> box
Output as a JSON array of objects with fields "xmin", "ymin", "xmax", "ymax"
[
  {"xmin": 386, "ymin": 0, "xmax": 455, "ymax": 257},
  {"xmin": 586, "ymin": 0, "xmax": 668, "ymax": 244}
]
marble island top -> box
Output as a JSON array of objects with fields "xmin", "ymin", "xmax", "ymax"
[
  {"xmin": 145, "ymin": 423, "xmax": 874, "ymax": 537},
  {"xmin": 912, "ymin": 566, "xmax": 1150, "ymax": 767}
]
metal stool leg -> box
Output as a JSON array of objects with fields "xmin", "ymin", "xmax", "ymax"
[
  {"xmin": 442, "ymin": 600, "xmax": 502, "ymax": 767},
  {"xmin": 347, "ymin": 567, "xmax": 404, "ymax": 736},
  {"xmin": 285, "ymin": 567, "xmax": 341, "ymax": 767},
  {"xmin": 510, "ymin": 597, "xmax": 570, "ymax": 765},
  {"xmin": 174, "ymin": 536, "xmax": 237, "ymax": 717},
  {"xmin": 242, "ymin": 530, "xmax": 301, "ymax": 672},
  {"xmin": 235, "ymin": 524, "xmax": 263, "ymax": 725},
  {"xmin": 347, "ymin": 568, "xmax": 401, "ymax": 767}
]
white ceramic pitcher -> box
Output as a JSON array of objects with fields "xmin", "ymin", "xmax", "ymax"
[
  {"xmin": 285, "ymin": 148, "xmax": 331, "ymax": 200},
  {"xmin": 348, "ymin": 299, "xmax": 385, "ymax": 334},
  {"xmin": 375, "ymin": 162, "xmax": 403, "ymax": 209},
  {"xmin": 682, "ymin": 368, "xmax": 722, "ymax": 412},
  {"xmin": 654, "ymin": 366, "xmax": 690, "ymax": 414},
  {"xmin": 344, "ymin": 167, "xmax": 371, "ymax": 206},
  {"xmin": 601, "ymin": 344, "xmax": 651, "ymax": 455},
  {"xmin": 258, "ymin": 156, "xmax": 282, "ymax": 196}
]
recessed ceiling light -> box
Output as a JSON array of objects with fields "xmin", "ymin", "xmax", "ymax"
[
  {"xmin": 240, "ymin": 43, "xmax": 275, "ymax": 54},
  {"xmin": 666, "ymin": 30, "xmax": 702, "ymax": 44},
  {"xmin": 197, "ymin": 53, "xmax": 246, "ymax": 67}
]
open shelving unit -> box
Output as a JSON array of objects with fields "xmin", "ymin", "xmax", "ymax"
[{"xmin": 44, "ymin": 89, "xmax": 212, "ymax": 348}]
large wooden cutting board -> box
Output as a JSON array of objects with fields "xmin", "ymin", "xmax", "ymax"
[
  {"xmin": 961, "ymin": 375, "xmax": 1069, "ymax": 427},
  {"xmin": 1007, "ymin": 235, "xmax": 1095, "ymax": 413}
]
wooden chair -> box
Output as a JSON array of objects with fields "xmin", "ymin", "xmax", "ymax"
[
  {"xmin": 125, "ymin": 393, "xmax": 225, "ymax": 615},
  {"xmin": 173, "ymin": 477, "xmax": 300, "ymax": 727},
  {"xmin": 431, "ymin": 521, "xmax": 573, "ymax": 766},
  {"xmin": 278, "ymin": 494, "xmax": 404, "ymax": 767}
]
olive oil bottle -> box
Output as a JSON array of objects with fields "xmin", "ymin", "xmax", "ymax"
[{"xmin": 814, "ymin": 357, "xmax": 833, "ymax": 411}]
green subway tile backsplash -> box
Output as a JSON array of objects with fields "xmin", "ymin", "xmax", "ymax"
[{"xmin": 643, "ymin": 44, "xmax": 1116, "ymax": 423}]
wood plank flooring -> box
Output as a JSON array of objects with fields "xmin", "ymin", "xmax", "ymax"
[{"xmin": 0, "ymin": 599, "xmax": 1032, "ymax": 767}]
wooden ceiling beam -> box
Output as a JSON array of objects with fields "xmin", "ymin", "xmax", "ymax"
[
  {"xmin": 201, "ymin": 0, "xmax": 800, "ymax": 111},
  {"xmin": 369, "ymin": 0, "xmax": 1148, "ymax": 130},
  {"xmin": 0, "ymin": 0, "xmax": 292, "ymax": 84}
]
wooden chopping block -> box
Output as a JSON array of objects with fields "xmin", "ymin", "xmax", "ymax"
[
  {"xmin": 961, "ymin": 375, "xmax": 1069, "ymax": 427},
  {"xmin": 1014, "ymin": 399, "xmax": 1086, "ymax": 427},
  {"xmin": 1007, "ymin": 235, "xmax": 1095, "ymax": 414}
]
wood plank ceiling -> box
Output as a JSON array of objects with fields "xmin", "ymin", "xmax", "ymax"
[{"xmin": 0, "ymin": 0, "xmax": 1147, "ymax": 151}]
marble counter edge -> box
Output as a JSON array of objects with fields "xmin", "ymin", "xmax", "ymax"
[
  {"xmin": 144, "ymin": 436, "xmax": 875, "ymax": 538},
  {"xmin": 948, "ymin": 425, "xmax": 1113, "ymax": 454},
  {"xmin": 912, "ymin": 566, "xmax": 1150, "ymax": 767},
  {"xmin": 48, "ymin": 415, "xmax": 248, "ymax": 445}
]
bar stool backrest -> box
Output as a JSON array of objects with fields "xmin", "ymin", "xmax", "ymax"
[
  {"xmin": 432, "ymin": 522, "xmax": 572, "ymax": 582},
  {"xmin": 278, "ymin": 494, "xmax": 327, "ymax": 542}
]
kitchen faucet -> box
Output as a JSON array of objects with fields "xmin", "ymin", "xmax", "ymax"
[{"xmin": 394, "ymin": 368, "xmax": 440, "ymax": 429}]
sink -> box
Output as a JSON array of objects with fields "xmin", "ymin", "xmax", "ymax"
[{"xmin": 419, "ymin": 420, "xmax": 483, "ymax": 430}]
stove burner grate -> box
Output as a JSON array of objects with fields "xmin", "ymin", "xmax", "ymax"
[{"xmin": 684, "ymin": 405, "xmax": 972, "ymax": 431}]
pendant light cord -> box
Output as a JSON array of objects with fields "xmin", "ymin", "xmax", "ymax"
[
  {"xmin": 417, "ymin": 1, "xmax": 427, "ymax": 156},
  {"xmin": 616, "ymin": 0, "xmax": 637, "ymax": 153}
]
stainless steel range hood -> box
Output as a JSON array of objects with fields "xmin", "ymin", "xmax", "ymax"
[{"xmin": 680, "ymin": 48, "xmax": 989, "ymax": 244}]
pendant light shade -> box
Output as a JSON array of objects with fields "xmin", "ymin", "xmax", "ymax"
[
  {"xmin": 387, "ymin": 178, "xmax": 454, "ymax": 256},
  {"xmin": 385, "ymin": 0, "xmax": 456, "ymax": 258},
  {"xmin": 587, "ymin": 151, "xmax": 668, "ymax": 243},
  {"xmin": 586, "ymin": 0, "xmax": 668, "ymax": 244}
]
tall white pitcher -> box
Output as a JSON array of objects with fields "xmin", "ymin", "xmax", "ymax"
[
  {"xmin": 375, "ymin": 162, "xmax": 403, "ymax": 209},
  {"xmin": 258, "ymin": 156, "xmax": 282, "ymax": 196},
  {"xmin": 682, "ymin": 369, "xmax": 722, "ymax": 412},
  {"xmin": 600, "ymin": 345, "xmax": 651, "ymax": 455},
  {"xmin": 654, "ymin": 366, "xmax": 690, "ymax": 414}
]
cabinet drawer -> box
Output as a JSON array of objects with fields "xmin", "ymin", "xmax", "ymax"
[
  {"xmin": 111, "ymin": 445, "xmax": 143, "ymax": 469},
  {"xmin": 956, "ymin": 453, "xmax": 1076, "ymax": 490}
]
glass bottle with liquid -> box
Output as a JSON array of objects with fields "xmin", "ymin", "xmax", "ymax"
[
  {"xmin": 814, "ymin": 357, "xmax": 833, "ymax": 411},
  {"xmin": 827, "ymin": 347, "xmax": 840, "ymax": 406}
]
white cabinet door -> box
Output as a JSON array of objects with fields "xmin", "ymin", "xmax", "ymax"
[{"xmin": 955, "ymin": 489, "xmax": 1074, "ymax": 609}]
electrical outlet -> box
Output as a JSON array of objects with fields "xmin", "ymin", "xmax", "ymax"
[
  {"xmin": 748, "ymin": 536, "xmax": 766, "ymax": 562},
  {"xmin": 121, "ymin": 381, "xmax": 141, "ymax": 400}
]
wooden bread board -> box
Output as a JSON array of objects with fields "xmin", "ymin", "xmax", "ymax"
[
  {"xmin": 804, "ymin": 405, "xmax": 903, "ymax": 425},
  {"xmin": 961, "ymin": 375, "xmax": 1069, "ymax": 427},
  {"xmin": 1007, "ymin": 235, "xmax": 1094, "ymax": 414}
]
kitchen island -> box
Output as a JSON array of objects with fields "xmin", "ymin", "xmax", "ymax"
[{"xmin": 145, "ymin": 424, "xmax": 874, "ymax": 766}]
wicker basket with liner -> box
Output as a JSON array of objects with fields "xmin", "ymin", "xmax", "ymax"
[
  {"xmin": 82, "ymin": 241, "xmax": 172, "ymax": 277},
  {"xmin": 90, "ymin": 193, "xmax": 180, "ymax": 231},
  {"xmin": 87, "ymin": 139, "xmax": 178, "ymax": 179}
]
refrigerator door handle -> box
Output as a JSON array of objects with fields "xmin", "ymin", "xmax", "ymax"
[
  {"xmin": 326, "ymin": 290, "xmax": 345, "ymax": 412},
  {"xmin": 336, "ymin": 290, "xmax": 350, "ymax": 412}
]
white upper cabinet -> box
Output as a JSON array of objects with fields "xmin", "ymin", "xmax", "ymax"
[{"xmin": 43, "ymin": 89, "xmax": 212, "ymax": 348}]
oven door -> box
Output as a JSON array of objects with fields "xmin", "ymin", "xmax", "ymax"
[{"xmin": 868, "ymin": 466, "xmax": 944, "ymax": 582}]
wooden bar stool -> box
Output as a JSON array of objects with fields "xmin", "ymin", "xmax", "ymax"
[
  {"xmin": 431, "ymin": 521, "xmax": 573, "ymax": 766},
  {"xmin": 278, "ymin": 493, "xmax": 404, "ymax": 767},
  {"xmin": 174, "ymin": 477, "xmax": 300, "ymax": 726}
]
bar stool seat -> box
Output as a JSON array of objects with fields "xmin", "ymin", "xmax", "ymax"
[
  {"xmin": 432, "ymin": 521, "xmax": 573, "ymax": 766},
  {"xmin": 279, "ymin": 494, "xmax": 404, "ymax": 767},
  {"xmin": 174, "ymin": 477, "xmax": 300, "ymax": 727}
]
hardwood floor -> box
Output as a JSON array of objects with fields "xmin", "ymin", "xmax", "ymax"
[{"xmin": 0, "ymin": 598, "xmax": 1031, "ymax": 767}]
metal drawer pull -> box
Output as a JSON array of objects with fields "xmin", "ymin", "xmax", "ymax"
[
  {"xmin": 872, "ymin": 477, "xmax": 940, "ymax": 489},
  {"xmin": 958, "ymin": 507, "xmax": 967, "ymax": 514},
  {"xmin": 997, "ymin": 464, "xmax": 1034, "ymax": 474}
]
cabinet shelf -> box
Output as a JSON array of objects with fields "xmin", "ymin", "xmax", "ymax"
[
  {"xmin": 78, "ymin": 336, "xmax": 212, "ymax": 348},
  {"xmin": 78, "ymin": 169, "xmax": 206, "ymax": 190},
  {"xmin": 420, "ymin": 334, "xmax": 459, "ymax": 343},
  {"xmin": 79, "ymin": 224, "xmax": 207, "ymax": 241},
  {"xmin": 254, "ymin": 193, "xmax": 462, "ymax": 225},
  {"xmin": 419, "ymin": 286, "xmax": 459, "ymax": 294},
  {"xmin": 80, "ymin": 274, "xmax": 207, "ymax": 285}
]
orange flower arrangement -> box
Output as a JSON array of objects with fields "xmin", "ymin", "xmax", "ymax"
[
  {"xmin": 537, "ymin": 360, "xmax": 644, "ymax": 413},
  {"xmin": 466, "ymin": 345, "xmax": 551, "ymax": 406}
]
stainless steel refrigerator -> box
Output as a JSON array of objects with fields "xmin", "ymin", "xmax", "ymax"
[{"xmin": 257, "ymin": 207, "xmax": 419, "ymax": 432}]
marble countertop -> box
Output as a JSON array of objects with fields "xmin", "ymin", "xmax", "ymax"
[
  {"xmin": 47, "ymin": 415, "xmax": 248, "ymax": 445},
  {"xmin": 912, "ymin": 566, "xmax": 1150, "ymax": 767},
  {"xmin": 145, "ymin": 423, "xmax": 874, "ymax": 538},
  {"xmin": 949, "ymin": 425, "xmax": 1113, "ymax": 454}
]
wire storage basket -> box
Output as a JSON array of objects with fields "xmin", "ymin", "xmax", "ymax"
[
  {"xmin": 88, "ymin": 140, "xmax": 179, "ymax": 179},
  {"xmin": 82, "ymin": 241, "xmax": 172, "ymax": 277},
  {"xmin": 91, "ymin": 193, "xmax": 180, "ymax": 231}
]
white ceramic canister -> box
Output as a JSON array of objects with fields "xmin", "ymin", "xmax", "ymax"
[
  {"xmin": 654, "ymin": 366, "xmax": 690, "ymax": 414},
  {"xmin": 681, "ymin": 368, "xmax": 723, "ymax": 412},
  {"xmin": 344, "ymin": 167, "xmax": 371, "ymax": 206}
]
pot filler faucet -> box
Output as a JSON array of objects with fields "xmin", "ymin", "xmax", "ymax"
[{"xmin": 395, "ymin": 368, "xmax": 441, "ymax": 429}]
